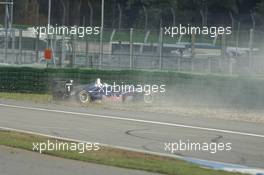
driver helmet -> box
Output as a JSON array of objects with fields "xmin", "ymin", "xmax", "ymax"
[{"xmin": 95, "ymin": 78, "xmax": 103, "ymax": 87}]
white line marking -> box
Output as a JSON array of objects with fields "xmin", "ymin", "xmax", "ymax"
[{"xmin": 0, "ymin": 103, "xmax": 264, "ymax": 138}]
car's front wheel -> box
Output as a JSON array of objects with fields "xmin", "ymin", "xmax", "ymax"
[
  {"xmin": 143, "ymin": 93, "xmax": 154, "ymax": 104},
  {"xmin": 78, "ymin": 90, "xmax": 91, "ymax": 104}
]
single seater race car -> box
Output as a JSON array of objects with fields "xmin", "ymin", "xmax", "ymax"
[{"xmin": 51, "ymin": 78, "xmax": 154, "ymax": 104}]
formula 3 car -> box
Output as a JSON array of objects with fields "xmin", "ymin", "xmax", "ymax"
[{"xmin": 51, "ymin": 79, "xmax": 154, "ymax": 104}]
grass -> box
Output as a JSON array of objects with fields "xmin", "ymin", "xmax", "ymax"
[
  {"xmin": 0, "ymin": 130, "xmax": 245, "ymax": 175},
  {"xmin": 0, "ymin": 92, "xmax": 52, "ymax": 103}
]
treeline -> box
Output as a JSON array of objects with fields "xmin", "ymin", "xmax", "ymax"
[{"xmin": 8, "ymin": 0, "xmax": 264, "ymax": 29}]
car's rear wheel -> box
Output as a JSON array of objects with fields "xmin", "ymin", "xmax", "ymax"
[{"xmin": 78, "ymin": 90, "xmax": 91, "ymax": 104}]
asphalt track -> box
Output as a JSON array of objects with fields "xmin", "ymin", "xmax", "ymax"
[
  {"xmin": 0, "ymin": 146, "xmax": 158, "ymax": 175},
  {"xmin": 0, "ymin": 99, "xmax": 264, "ymax": 169}
]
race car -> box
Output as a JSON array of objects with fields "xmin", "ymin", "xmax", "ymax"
[{"xmin": 51, "ymin": 78, "xmax": 153, "ymax": 104}]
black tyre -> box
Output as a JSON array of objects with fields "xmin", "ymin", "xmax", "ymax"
[
  {"xmin": 143, "ymin": 93, "xmax": 154, "ymax": 104},
  {"xmin": 78, "ymin": 90, "xmax": 91, "ymax": 104}
]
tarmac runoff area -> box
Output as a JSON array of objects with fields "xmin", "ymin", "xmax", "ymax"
[
  {"xmin": 0, "ymin": 100, "xmax": 264, "ymax": 174},
  {"xmin": 0, "ymin": 146, "xmax": 160, "ymax": 175}
]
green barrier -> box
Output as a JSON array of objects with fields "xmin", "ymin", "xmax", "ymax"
[{"xmin": 0, "ymin": 67, "xmax": 264, "ymax": 107}]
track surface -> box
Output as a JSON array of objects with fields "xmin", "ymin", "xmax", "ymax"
[
  {"xmin": 0, "ymin": 100, "xmax": 264, "ymax": 169},
  {"xmin": 0, "ymin": 146, "xmax": 158, "ymax": 175}
]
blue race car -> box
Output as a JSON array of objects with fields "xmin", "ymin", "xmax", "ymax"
[{"xmin": 52, "ymin": 79, "xmax": 153, "ymax": 104}]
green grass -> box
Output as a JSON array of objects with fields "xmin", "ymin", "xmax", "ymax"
[
  {"xmin": 0, "ymin": 92, "xmax": 52, "ymax": 103},
  {"xmin": 0, "ymin": 130, "xmax": 245, "ymax": 175}
]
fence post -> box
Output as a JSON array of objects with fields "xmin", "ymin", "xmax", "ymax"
[
  {"xmin": 99, "ymin": 27, "xmax": 104, "ymax": 69},
  {"xmin": 109, "ymin": 29, "xmax": 116, "ymax": 57},
  {"xmin": 4, "ymin": 28, "xmax": 8, "ymax": 63},
  {"xmin": 140, "ymin": 30, "xmax": 150, "ymax": 54},
  {"xmin": 85, "ymin": 36, "xmax": 89, "ymax": 67},
  {"xmin": 12, "ymin": 29, "xmax": 15, "ymax": 50},
  {"xmin": 235, "ymin": 22, "xmax": 240, "ymax": 57},
  {"xmin": 60, "ymin": 33, "xmax": 65, "ymax": 67},
  {"xmin": 159, "ymin": 27, "xmax": 163, "ymax": 70},
  {"xmin": 73, "ymin": 34, "xmax": 77, "ymax": 67},
  {"xmin": 221, "ymin": 32, "xmax": 226, "ymax": 57},
  {"xmin": 143, "ymin": 6, "xmax": 148, "ymax": 31},
  {"xmin": 19, "ymin": 29, "xmax": 22, "ymax": 64},
  {"xmin": 11, "ymin": 29, "xmax": 15, "ymax": 63},
  {"xmin": 129, "ymin": 28, "xmax": 133, "ymax": 69},
  {"xmin": 249, "ymin": 29, "xmax": 254, "ymax": 72},
  {"xmin": 229, "ymin": 11, "xmax": 235, "ymax": 42},
  {"xmin": 35, "ymin": 30, "xmax": 39, "ymax": 63},
  {"xmin": 221, "ymin": 32, "xmax": 226, "ymax": 72},
  {"xmin": 191, "ymin": 33, "xmax": 195, "ymax": 71},
  {"xmin": 53, "ymin": 34, "xmax": 57, "ymax": 63},
  {"xmin": 69, "ymin": 35, "xmax": 75, "ymax": 68},
  {"xmin": 117, "ymin": 3, "xmax": 122, "ymax": 31}
]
